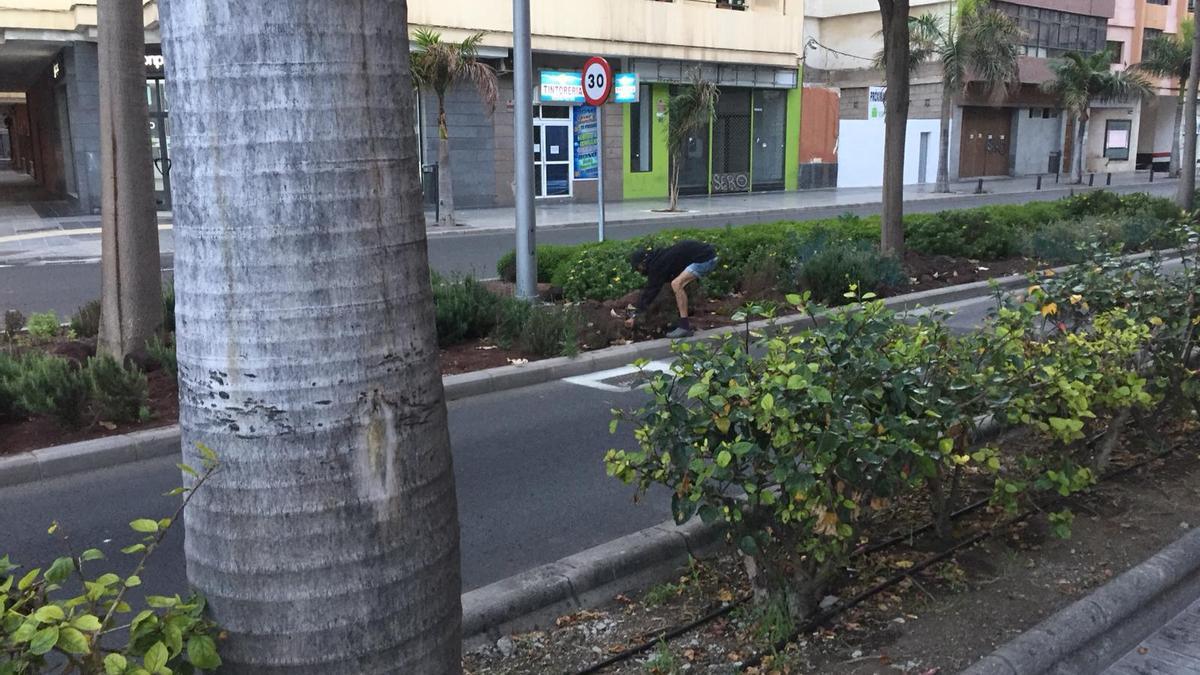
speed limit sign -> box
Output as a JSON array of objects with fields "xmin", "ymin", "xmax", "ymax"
[{"xmin": 582, "ymin": 56, "xmax": 613, "ymax": 106}]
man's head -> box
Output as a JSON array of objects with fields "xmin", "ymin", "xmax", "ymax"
[{"xmin": 629, "ymin": 248, "xmax": 652, "ymax": 274}]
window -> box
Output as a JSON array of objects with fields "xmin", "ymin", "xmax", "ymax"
[
  {"xmin": 1107, "ymin": 41, "xmax": 1124, "ymax": 63},
  {"xmin": 1146, "ymin": 0, "xmax": 1169, "ymax": 5},
  {"xmin": 629, "ymin": 84, "xmax": 653, "ymax": 173},
  {"xmin": 1043, "ymin": 108, "xmax": 1058, "ymax": 119},
  {"xmin": 995, "ymin": 2, "xmax": 1108, "ymax": 57},
  {"xmin": 1144, "ymin": 28, "xmax": 1164, "ymax": 46},
  {"xmin": 1104, "ymin": 119, "xmax": 1133, "ymax": 161}
]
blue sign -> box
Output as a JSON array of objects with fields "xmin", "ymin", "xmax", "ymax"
[
  {"xmin": 540, "ymin": 71, "xmax": 584, "ymax": 104},
  {"xmin": 573, "ymin": 105, "xmax": 599, "ymax": 180},
  {"xmin": 613, "ymin": 73, "xmax": 640, "ymax": 104}
]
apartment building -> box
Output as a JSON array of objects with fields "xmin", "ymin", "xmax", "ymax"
[
  {"xmin": 0, "ymin": 0, "xmax": 807, "ymax": 214},
  {"xmin": 803, "ymin": 0, "xmax": 1200, "ymax": 188}
]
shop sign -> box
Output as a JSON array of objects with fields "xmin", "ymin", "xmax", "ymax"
[
  {"xmin": 145, "ymin": 55, "xmax": 165, "ymax": 71},
  {"xmin": 540, "ymin": 71, "xmax": 584, "ymax": 104},
  {"xmin": 573, "ymin": 105, "xmax": 599, "ymax": 180},
  {"xmin": 712, "ymin": 172, "xmax": 750, "ymax": 193},
  {"xmin": 868, "ymin": 86, "xmax": 886, "ymax": 120},
  {"xmin": 613, "ymin": 73, "xmax": 639, "ymax": 104}
]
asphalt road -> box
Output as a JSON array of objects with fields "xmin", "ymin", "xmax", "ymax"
[
  {"xmin": 0, "ymin": 292, "xmax": 1001, "ymax": 596},
  {"xmin": 0, "ymin": 183, "xmax": 1176, "ymax": 317}
]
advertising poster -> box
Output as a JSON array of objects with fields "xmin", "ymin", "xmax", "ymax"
[{"xmin": 573, "ymin": 105, "xmax": 599, "ymax": 180}]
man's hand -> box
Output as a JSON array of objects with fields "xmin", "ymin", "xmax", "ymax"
[{"xmin": 624, "ymin": 317, "xmax": 636, "ymax": 329}]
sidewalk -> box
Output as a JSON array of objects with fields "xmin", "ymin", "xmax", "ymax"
[{"xmin": 0, "ymin": 169, "xmax": 1179, "ymax": 266}]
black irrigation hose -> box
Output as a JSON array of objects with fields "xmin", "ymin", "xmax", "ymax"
[{"xmin": 572, "ymin": 446, "xmax": 1177, "ymax": 675}]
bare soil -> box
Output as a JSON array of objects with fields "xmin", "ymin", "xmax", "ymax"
[
  {"xmin": 0, "ymin": 253, "xmax": 1050, "ymax": 455},
  {"xmin": 463, "ymin": 418, "xmax": 1200, "ymax": 675}
]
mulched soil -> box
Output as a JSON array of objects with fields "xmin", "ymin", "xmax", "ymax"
[
  {"xmin": 463, "ymin": 417, "xmax": 1200, "ymax": 674},
  {"xmin": 0, "ymin": 252, "xmax": 1054, "ymax": 455}
]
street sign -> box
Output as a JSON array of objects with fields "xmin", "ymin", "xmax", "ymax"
[
  {"xmin": 539, "ymin": 70, "xmax": 584, "ymax": 104},
  {"xmin": 613, "ymin": 73, "xmax": 640, "ymax": 104},
  {"xmin": 582, "ymin": 57, "xmax": 613, "ymax": 106}
]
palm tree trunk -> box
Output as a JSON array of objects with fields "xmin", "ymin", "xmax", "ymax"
[
  {"xmin": 879, "ymin": 0, "xmax": 912, "ymax": 256},
  {"xmin": 436, "ymin": 101, "xmax": 457, "ymax": 227},
  {"xmin": 935, "ymin": 88, "xmax": 953, "ymax": 193},
  {"xmin": 1072, "ymin": 112, "xmax": 1088, "ymax": 185},
  {"xmin": 668, "ymin": 152, "xmax": 682, "ymax": 211},
  {"xmin": 97, "ymin": 0, "xmax": 162, "ymax": 359},
  {"xmin": 160, "ymin": 1, "xmax": 462, "ymax": 672},
  {"xmin": 1171, "ymin": 92, "xmax": 1184, "ymax": 178}
]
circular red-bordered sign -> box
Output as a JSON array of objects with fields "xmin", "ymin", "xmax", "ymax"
[{"xmin": 582, "ymin": 56, "xmax": 613, "ymax": 106}]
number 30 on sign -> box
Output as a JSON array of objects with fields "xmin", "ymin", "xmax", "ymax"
[{"xmin": 582, "ymin": 57, "xmax": 613, "ymax": 106}]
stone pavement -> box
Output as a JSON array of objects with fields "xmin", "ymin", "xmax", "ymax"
[
  {"xmin": 0, "ymin": 167, "xmax": 1179, "ymax": 266},
  {"xmin": 1103, "ymin": 597, "xmax": 1200, "ymax": 674}
]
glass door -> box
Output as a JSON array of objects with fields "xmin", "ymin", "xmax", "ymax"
[
  {"xmin": 533, "ymin": 105, "xmax": 572, "ymax": 198},
  {"xmin": 146, "ymin": 79, "xmax": 171, "ymax": 209},
  {"xmin": 712, "ymin": 89, "xmax": 752, "ymax": 194},
  {"xmin": 751, "ymin": 89, "xmax": 787, "ymax": 191}
]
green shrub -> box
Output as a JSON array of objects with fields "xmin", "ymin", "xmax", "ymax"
[
  {"xmin": 17, "ymin": 354, "xmax": 89, "ymax": 428},
  {"xmin": 496, "ymin": 244, "xmax": 577, "ymax": 284},
  {"xmin": 147, "ymin": 335, "xmax": 177, "ymax": 378},
  {"xmin": 1119, "ymin": 213, "xmax": 1178, "ymax": 253},
  {"xmin": 906, "ymin": 207, "xmax": 1026, "ymax": 259},
  {"xmin": 556, "ymin": 242, "xmax": 645, "ymax": 302},
  {"xmin": 25, "ymin": 311, "xmax": 61, "ymax": 342},
  {"xmin": 1023, "ymin": 217, "xmax": 1121, "ymax": 265},
  {"xmin": 516, "ymin": 305, "xmax": 581, "ymax": 357},
  {"xmin": 797, "ymin": 241, "xmax": 905, "ymax": 304},
  {"xmin": 70, "ymin": 300, "xmax": 102, "ymax": 338},
  {"xmin": 86, "ymin": 354, "xmax": 149, "ymax": 424},
  {"xmin": 162, "ymin": 282, "xmax": 176, "ymax": 333},
  {"xmin": 0, "ymin": 352, "xmax": 24, "ymax": 422},
  {"xmin": 433, "ymin": 276, "xmax": 501, "ymax": 347},
  {"xmin": 492, "ymin": 296, "xmax": 533, "ymax": 348},
  {"xmin": 4, "ymin": 309, "xmax": 23, "ymax": 340}
]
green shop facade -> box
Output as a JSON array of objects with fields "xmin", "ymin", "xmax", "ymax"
[{"xmin": 621, "ymin": 59, "xmax": 802, "ymax": 201}]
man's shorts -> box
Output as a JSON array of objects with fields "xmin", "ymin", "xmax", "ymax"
[{"xmin": 684, "ymin": 257, "xmax": 719, "ymax": 278}]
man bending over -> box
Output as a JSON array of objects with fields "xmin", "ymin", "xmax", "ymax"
[{"xmin": 625, "ymin": 240, "xmax": 718, "ymax": 339}]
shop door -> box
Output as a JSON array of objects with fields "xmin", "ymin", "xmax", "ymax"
[
  {"xmin": 960, "ymin": 107, "xmax": 1012, "ymax": 178},
  {"xmin": 533, "ymin": 106, "xmax": 572, "ymax": 198},
  {"xmin": 671, "ymin": 86, "xmax": 711, "ymax": 196},
  {"xmin": 751, "ymin": 89, "xmax": 787, "ymax": 191},
  {"xmin": 147, "ymin": 79, "xmax": 171, "ymax": 209},
  {"xmin": 712, "ymin": 89, "xmax": 752, "ymax": 194}
]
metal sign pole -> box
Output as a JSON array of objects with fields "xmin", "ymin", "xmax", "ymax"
[
  {"xmin": 597, "ymin": 105, "xmax": 605, "ymax": 242},
  {"xmin": 513, "ymin": 0, "xmax": 537, "ymax": 300}
]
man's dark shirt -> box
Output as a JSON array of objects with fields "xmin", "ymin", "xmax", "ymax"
[{"xmin": 635, "ymin": 240, "xmax": 716, "ymax": 311}]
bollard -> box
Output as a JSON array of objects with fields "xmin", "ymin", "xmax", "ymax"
[
  {"xmin": 1036, "ymin": 175, "xmax": 1043, "ymax": 191},
  {"xmin": 1089, "ymin": 173, "xmax": 1095, "ymax": 187},
  {"xmin": 1150, "ymin": 168, "xmax": 1155, "ymax": 183},
  {"xmin": 1106, "ymin": 173, "xmax": 1112, "ymax": 186},
  {"xmin": 975, "ymin": 178, "xmax": 984, "ymax": 194}
]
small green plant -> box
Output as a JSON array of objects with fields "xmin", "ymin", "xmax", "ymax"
[
  {"xmin": 25, "ymin": 312, "xmax": 61, "ymax": 343},
  {"xmin": 70, "ymin": 300, "xmax": 102, "ymax": 339},
  {"xmin": 433, "ymin": 276, "xmax": 501, "ymax": 347},
  {"xmin": 642, "ymin": 639, "xmax": 680, "ymax": 674},
  {"xmin": 16, "ymin": 354, "xmax": 89, "ymax": 428},
  {"xmin": 515, "ymin": 305, "xmax": 581, "ymax": 357},
  {"xmin": 0, "ymin": 446, "xmax": 223, "ymax": 674},
  {"xmin": 86, "ymin": 354, "xmax": 150, "ymax": 424},
  {"xmin": 147, "ymin": 335, "xmax": 177, "ymax": 378},
  {"xmin": 797, "ymin": 241, "xmax": 905, "ymax": 304},
  {"xmin": 0, "ymin": 351, "xmax": 24, "ymax": 422},
  {"xmin": 3, "ymin": 309, "xmax": 23, "ymax": 341},
  {"xmin": 642, "ymin": 581, "xmax": 685, "ymax": 608}
]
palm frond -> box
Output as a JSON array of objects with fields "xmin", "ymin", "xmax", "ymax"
[{"xmin": 668, "ymin": 70, "xmax": 719, "ymax": 157}]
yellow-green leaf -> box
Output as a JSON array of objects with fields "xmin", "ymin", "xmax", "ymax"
[
  {"xmin": 29, "ymin": 625, "xmax": 59, "ymax": 656},
  {"xmin": 186, "ymin": 635, "xmax": 221, "ymax": 670},
  {"xmin": 72, "ymin": 614, "xmax": 103, "ymax": 632},
  {"xmin": 104, "ymin": 653, "xmax": 128, "ymax": 675},
  {"xmin": 18, "ymin": 568, "xmax": 41, "ymax": 591},
  {"xmin": 33, "ymin": 605, "xmax": 65, "ymax": 623},
  {"xmin": 143, "ymin": 641, "xmax": 168, "ymax": 674},
  {"xmin": 56, "ymin": 626, "xmax": 90, "ymax": 655},
  {"xmin": 129, "ymin": 519, "xmax": 159, "ymax": 534},
  {"xmin": 716, "ymin": 450, "xmax": 732, "ymax": 468}
]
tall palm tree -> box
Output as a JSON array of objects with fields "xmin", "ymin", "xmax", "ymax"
[
  {"xmin": 159, "ymin": 1, "xmax": 461, "ymax": 672},
  {"xmin": 97, "ymin": 0, "xmax": 161, "ymax": 359},
  {"xmin": 878, "ymin": 0, "xmax": 912, "ymax": 255},
  {"xmin": 411, "ymin": 29, "xmax": 499, "ymax": 227},
  {"xmin": 666, "ymin": 70, "xmax": 719, "ymax": 212},
  {"xmin": 909, "ymin": 0, "xmax": 1022, "ymax": 193},
  {"xmin": 1136, "ymin": 19, "xmax": 1195, "ymax": 177},
  {"xmin": 1044, "ymin": 50, "xmax": 1152, "ymax": 184}
]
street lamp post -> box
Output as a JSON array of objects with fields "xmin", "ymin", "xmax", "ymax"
[{"xmin": 513, "ymin": 0, "xmax": 538, "ymax": 299}]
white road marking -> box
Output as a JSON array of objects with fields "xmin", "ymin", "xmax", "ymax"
[{"xmin": 563, "ymin": 359, "xmax": 674, "ymax": 392}]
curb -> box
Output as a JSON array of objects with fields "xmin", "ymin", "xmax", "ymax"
[
  {"xmin": 0, "ymin": 250, "xmax": 1178, "ymax": 489},
  {"xmin": 960, "ymin": 526, "xmax": 1200, "ymax": 675},
  {"xmin": 422, "ymin": 181, "xmax": 1174, "ymax": 240},
  {"xmin": 461, "ymin": 515, "xmax": 727, "ymax": 649}
]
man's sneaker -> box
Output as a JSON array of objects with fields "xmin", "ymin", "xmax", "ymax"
[{"xmin": 666, "ymin": 327, "xmax": 694, "ymax": 339}]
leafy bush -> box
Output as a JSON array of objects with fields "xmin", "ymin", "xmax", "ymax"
[
  {"xmin": 86, "ymin": 354, "xmax": 150, "ymax": 424},
  {"xmin": 0, "ymin": 351, "xmax": 24, "ymax": 422},
  {"xmin": 0, "ymin": 447, "xmax": 223, "ymax": 674},
  {"xmin": 16, "ymin": 354, "xmax": 89, "ymax": 428},
  {"xmin": 556, "ymin": 242, "xmax": 645, "ymax": 302},
  {"xmin": 1022, "ymin": 217, "xmax": 1120, "ymax": 265},
  {"xmin": 70, "ymin": 300, "xmax": 102, "ymax": 338},
  {"xmin": 25, "ymin": 312, "xmax": 61, "ymax": 342},
  {"xmin": 516, "ymin": 305, "xmax": 581, "ymax": 357},
  {"xmin": 496, "ymin": 244, "xmax": 578, "ymax": 284},
  {"xmin": 162, "ymin": 282, "xmax": 176, "ymax": 334},
  {"xmin": 147, "ymin": 335, "xmax": 177, "ymax": 378},
  {"xmin": 433, "ymin": 277, "xmax": 501, "ymax": 347},
  {"xmin": 4, "ymin": 309, "xmax": 23, "ymax": 340},
  {"xmin": 796, "ymin": 241, "xmax": 905, "ymax": 304}
]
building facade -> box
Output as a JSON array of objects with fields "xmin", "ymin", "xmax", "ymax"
[
  {"xmin": 804, "ymin": 0, "xmax": 1200, "ymax": 188},
  {"xmin": 0, "ymin": 0, "xmax": 807, "ymax": 214}
]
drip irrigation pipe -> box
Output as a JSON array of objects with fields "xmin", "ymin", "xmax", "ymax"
[{"xmin": 572, "ymin": 446, "xmax": 1176, "ymax": 674}]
